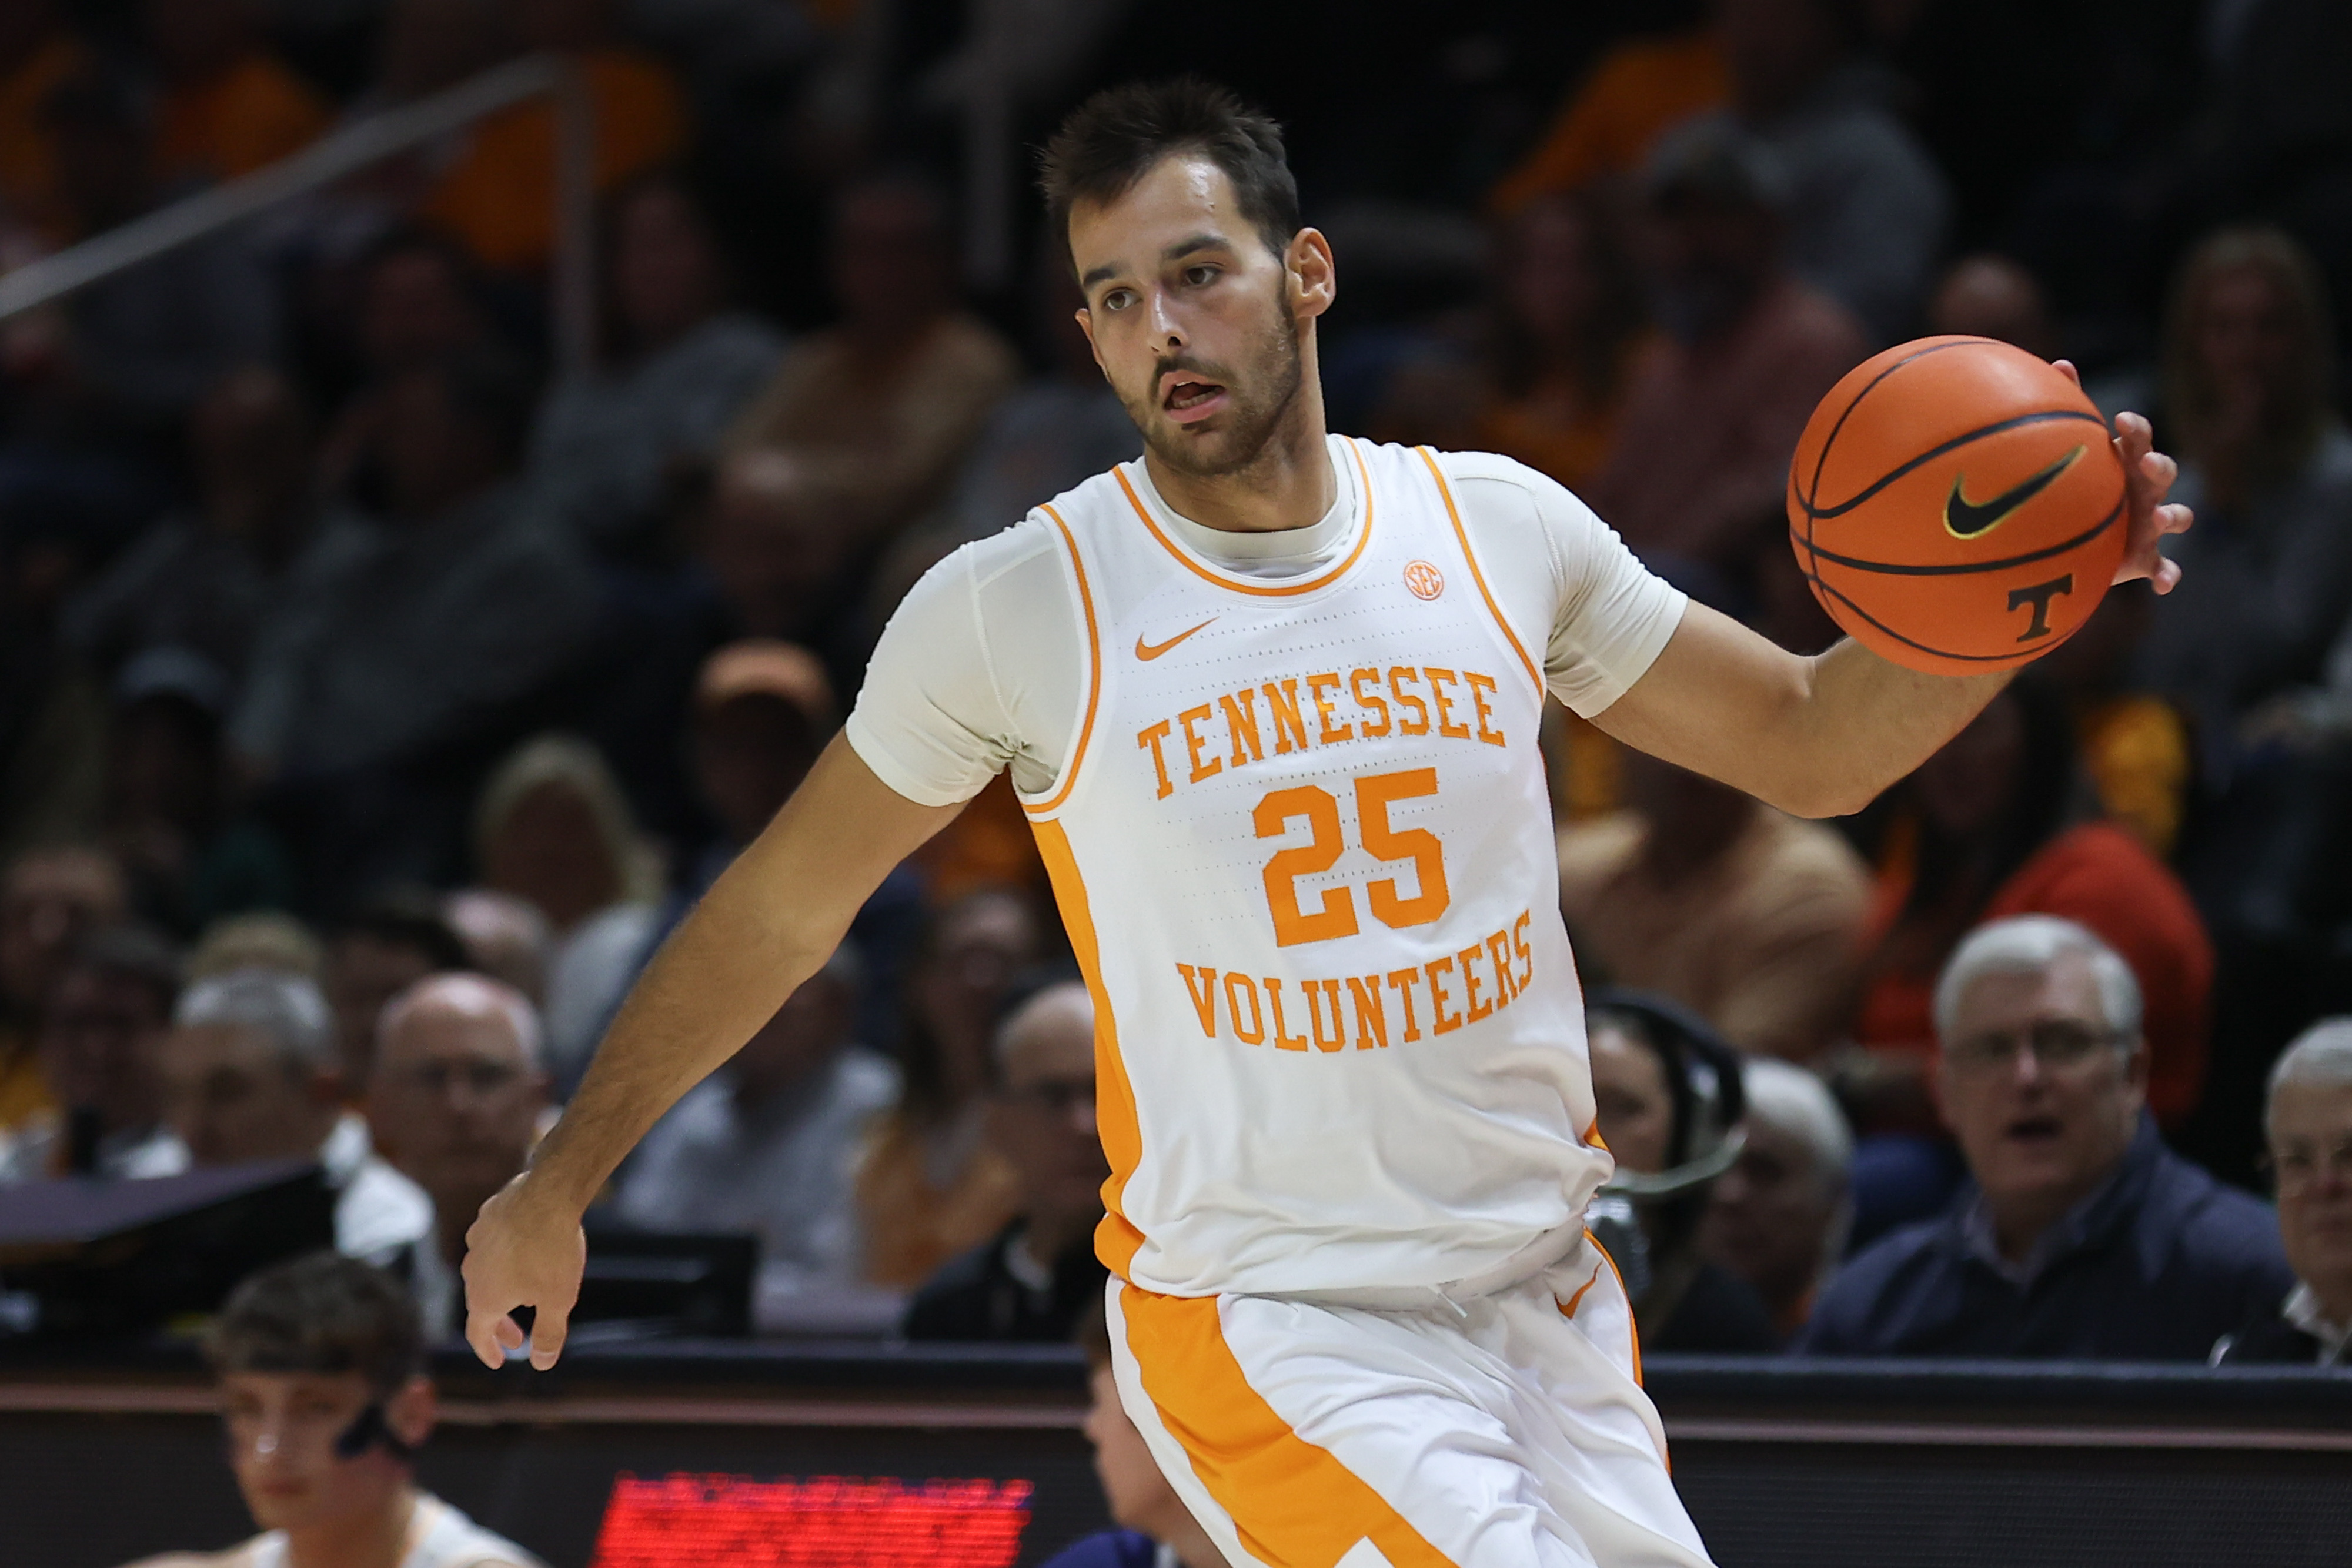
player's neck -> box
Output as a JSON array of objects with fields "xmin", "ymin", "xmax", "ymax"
[
  {"xmin": 1141, "ymin": 371, "xmax": 1335, "ymax": 536},
  {"xmin": 283, "ymin": 1483, "xmax": 417, "ymax": 1568}
]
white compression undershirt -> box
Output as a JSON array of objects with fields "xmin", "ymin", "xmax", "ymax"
[{"xmin": 847, "ymin": 438, "xmax": 1688, "ymax": 806}]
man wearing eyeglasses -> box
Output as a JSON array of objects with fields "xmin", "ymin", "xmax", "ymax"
[
  {"xmin": 904, "ymin": 977, "xmax": 1110, "ymax": 1342},
  {"xmin": 367, "ymin": 974, "xmax": 552, "ymax": 1336},
  {"xmin": 2213, "ymin": 1020, "xmax": 2352, "ymax": 1365},
  {"xmin": 1798, "ymin": 915, "xmax": 2289, "ymax": 1358}
]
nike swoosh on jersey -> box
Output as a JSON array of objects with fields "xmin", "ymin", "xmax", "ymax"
[
  {"xmin": 1135, "ymin": 618, "xmax": 1218, "ymax": 661},
  {"xmin": 1943, "ymin": 446, "xmax": 2085, "ymax": 539}
]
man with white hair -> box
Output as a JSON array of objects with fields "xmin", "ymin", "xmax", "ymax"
[
  {"xmin": 1700, "ymin": 1058, "xmax": 1853, "ymax": 1342},
  {"xmin": 1799, "ymin": 915, "xmax": 2288, "ymax": 1358},
  {"xmin": 367, "ymin": 973, "xmax": 550, "ymax": 1334},
  {"xmin": 2213, "ymin": 1020, "xmax": 2352, "ymax": 1365},
  {"xmin": 163, "ymin": 968, "xmax": 434, "ymax": 1266}
]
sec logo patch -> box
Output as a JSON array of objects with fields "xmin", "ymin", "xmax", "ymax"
[{"xmin": 1404, "ymin": 560, "xmax": 1446, "ymax": 601}]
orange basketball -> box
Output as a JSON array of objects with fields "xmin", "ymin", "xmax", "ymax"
[{"xmin": 1786, "ymin": 335, "xmax": 2129, "ymax": 676}]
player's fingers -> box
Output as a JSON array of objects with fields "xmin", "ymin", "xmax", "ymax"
[
  {"xmin": 529, "ymin": 1300, "xmax": 572, "ymax": 1370},
  {"xmin": 2157, "ymin": 500, "xmax": 2194, "ymax": 536},
  {"xmin": 465, "ymin": 1312, "xmax": 513, "ymax": 1370},
  {"xmin": 2136, "ymin": 446, "xmax": 2178, "ymax": 499},
  {"xmin": 2053, "ymin": 357, "xmax": 2082, "ymax": 387}
]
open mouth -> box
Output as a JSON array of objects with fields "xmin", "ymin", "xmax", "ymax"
[
  {"xmin": 2003, "ymin": 1115, "xmax": 2064, "ymax": 1146},
  {"xmin": 1160, "ymin": 372, "xmax": 1228, "ymax": 424}
]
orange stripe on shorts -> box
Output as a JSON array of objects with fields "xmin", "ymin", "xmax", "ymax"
[{"xmin": 1119, "ymin": 1284, "xmax": 1458, "ymax": 1568}]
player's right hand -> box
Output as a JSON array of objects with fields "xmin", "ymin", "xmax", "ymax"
[{"xmin": 462, "ymin": 1172, "xmax": 586, "ymax": 1371}]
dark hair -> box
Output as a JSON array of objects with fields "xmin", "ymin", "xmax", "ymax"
[
  {"xmin": 421, "ymin": 347, "xmax": 540, "ymax": 466},
  {"xmin": 207, "ymin": 1252, "xmax": 425, "ymax": 1396},
  {"xmin": 337, "ymin": 892, "xmax": 469, "ymax": 972},
  {"xmin": 1038, "ymin": 77, "xmax": 1299, "ymax": 265},
  {"xmin": 61, "ymin": 923, "xmax": 182, "ymax": 1016}
]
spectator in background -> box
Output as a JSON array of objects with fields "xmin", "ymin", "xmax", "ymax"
[
  {"xmin": 2134, "ymin": 228, "xmax": 2352, "ymax": 784},
  {"xmin": 614, "ymin": 942, "xmax": 897, "ymax": 1332},
  {"xmin": 145, "ymin": 0, "xmax": 329, "ymax": 184},
  {"xmin": 1849, "ymin": 681, "xmax": 2213, "ymax": 1141},
  {"xmin": 230, "ymin": 351, "xmax": 599, "ymax": 815},
  {"xmin": 0, "ymin": 924, "xmax": 185, "ymax": 1180},
  {"xmin": 64, "ymin": 366, "xmax": 319, "ymax": 683},
  {"xmin": 1558, "ymin": 743, "xmax": 1870, "ymax": 1064},
  {"xmin": 675, "ymin": 640, "xmax": 833, "ymax": 902},
  {"xmin": 123, "ymin": 1253, "xmax": 540, "ymax": 1568},
  {"xmin": 0, "ymin": 0, "xmax": 85, "ymax": 238},
  {"xmin": 0, "ymin": 505, "xmax": 111, "ymax": 860},
  {"xmin": 162, "ymin": 968, "xmax": 433, "ymax": 1267},
  {"xmin": 905, "ymin": 978, "xmax": 1107, "ymax": 1343},
  {"xmin": 473, "ymin": 734, "xmax": 661, "ymax": 1088},
  {"xmin": 422, "ymin": 0, "xmax": 688, "ymax": 275},
  {"xmin": 185, "ymin": 908, "xmax": 325, "ymax": 984},
  {"xmin": 1800, "ymin": 917, "xmax": 2288, "ymax": 1359},
  {"xmin": 368, "ymin": 973, "xmax": 550, "ymax": 1335},
  {"xmin": 1041, "ymin": 1303, "xmax": 1230, "ymax": 1568},
  {"xmin": 1489, "ymin": 13, "xmax": 1728, "ymax": 213},
  {"xmin": 2033, "ymin": 583, "xmax": 2193, "ymax": 860},
  {"xmin": 528, "ymin": 172, "xmax": 783, "ymax": 553},
  {"xmin": 323, "ymin": 895, "xmax": 467, "ymax": 1087},
  {"xmin": 722, "ymin": 178, "xmax": 1019, "ymax": 556},
  {"xmin": 29, "ymin": 65, "xmax": 279, "ymax": 435},
  {"xmin": 857, "ymin": 889, "xmax": 1041, "ymax": 1290},
  {"xmin": 2214, "ymin": 1020, "xmax": 2352, "ymax": 1365},
  {"xmin": 1700, "ymin": 1057, "xmax": 1853, "ymax": 1342},
  {"xmin": 1470, "ymin": 192, "xmax": 1647, "ymax": 494},
  {"xmin": 0, "ymin": 845, "xmax": 125, "ymax": 1132},
  {"xmin": 347, "ymin": 227, "xmax": 502, "ymax": 387},
  {"xmin": 695, "ymin": 453, "xmax": 864, "ymax": 696},
  {"xmin": 1585, "ymin": 997, "xmax": 1779, "ymax": 1353},
  {"xmin": 1701, "ymin": 0, "xmax": 1950, "ymax": 343},
  {"xmin": 1585, "ymin": 119, "xmax": 1866, "ymax": 576},
  {"xmin": 99, "ymin": 647, "xmax": 293, "ymax": 935},
  {"xmin": 1926, "ymin": 253, "xmax": 2058, "ymax": 359},
  {"xmin": 440, "ymin": 889, "xmax": 550, "ymax": 1005}
]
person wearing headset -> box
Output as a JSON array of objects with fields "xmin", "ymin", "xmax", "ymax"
[
  {"xmin": 1585, "ymin": 990, "xmax": 1781, "ymax": 1353},
  {"xmin": 126, "ymin": 1252, "xmax": 540, "ymax": 1568}
]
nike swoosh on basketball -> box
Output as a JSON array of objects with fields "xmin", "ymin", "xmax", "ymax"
[
  {"xmin": 1943, "ymin": 446, "xmax": 2084, "ymax": 539},
  {"xmin": 1136, "ymin": 618, "xmax": 1218, "ymax": 661}
]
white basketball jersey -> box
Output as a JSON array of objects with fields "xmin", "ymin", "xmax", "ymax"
[{"xmin": 1024, "ymin": 437, "xmax": 1609, "ymax": 1300}]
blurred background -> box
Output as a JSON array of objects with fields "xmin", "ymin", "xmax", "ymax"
[{"xmin": 1, "ymin": 0, "xmax": 2350, "ymax": 1563}]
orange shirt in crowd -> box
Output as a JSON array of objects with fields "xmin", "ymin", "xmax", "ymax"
[
  {"xmin": 157, "ymin": 54, "xmax": 331, "ymax": 183},
  {"xmin": 1855, "ymin": 821, "xmax": 2215, "ymax": 1128},
  {"xmin": 423, "ymin": 48, "xmax": 686, "ymax": 273},
  {"xmin": 2076, "ymin": 694, "xmax": 2192, "ymax": 860},
  {"xmin": 0, "ymin": 1023, "xmax": 51, "ymax": 1138},
  {"xmin": 0, "ymin": 28, "xmax": 87, "ymax": 236},
  {"xmin": 1488, "ymin": 27, "xmax": 1730, "ymax": 214}
]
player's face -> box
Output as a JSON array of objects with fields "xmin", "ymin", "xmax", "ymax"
[
  {"xmin": 220, "ymin": 1371, "xmax": 427, "ymax": 1533},
  {"xmin": 1068, "ymin": 156, "xmax": 1331, "ymax": 482}
]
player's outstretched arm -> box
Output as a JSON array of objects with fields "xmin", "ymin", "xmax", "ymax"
[
  {"xmin": 462, "ymin": 735, "xmax": 964, "ymax": 1369},
  {"xmin": 1596, "ymin": 408, "xmax": 2189, "ymax": 818}
]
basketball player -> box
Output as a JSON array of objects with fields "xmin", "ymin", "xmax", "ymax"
[
  {"xmin": 462, "ymin": 81, "xmax": 2191, "ymax": 1566},
  {"xmin": 130, "ymin": 1252, "xmax": 539, "ymax": 1568}
]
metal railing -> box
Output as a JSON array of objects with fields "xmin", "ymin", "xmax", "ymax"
[{"xmin": 0, "ymin": 53, "xmax": 599, "ymax": 373}]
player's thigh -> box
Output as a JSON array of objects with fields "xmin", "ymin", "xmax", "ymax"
[{"xmin": 1106, "ymin": 1281, "xmax": 1591, "ymax": 1568}]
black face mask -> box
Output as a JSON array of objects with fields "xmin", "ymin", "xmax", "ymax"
[{"xmin": 333, "ymin": 1402, "xmax": 416, "ymax": 1462}]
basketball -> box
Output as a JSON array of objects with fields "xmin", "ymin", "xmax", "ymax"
[{"xmin": 1786, "ymin": 335, "xmax": 2130, "ymax": 675}]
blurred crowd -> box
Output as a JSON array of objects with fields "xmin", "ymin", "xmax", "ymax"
[{"xmin": 1, "ymin": 0, "xmax": 2351, "ymax": 1368}]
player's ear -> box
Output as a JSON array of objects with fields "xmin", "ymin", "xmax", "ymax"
[
  {"xmin": 1286, "ymin": 228, "xmax": 1336, "ymax": 323},
  {"xmin": 387, "ymin": 1376, "xmax": 435, "ymax": 1450}
]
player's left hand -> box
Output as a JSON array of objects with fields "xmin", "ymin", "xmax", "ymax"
[{"xmin": 2053, "ymin": 359, "xmax": 2193, "ymax": 595}]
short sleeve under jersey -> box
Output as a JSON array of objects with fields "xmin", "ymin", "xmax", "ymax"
[{"xmin": 845, "ymin": 442, "xmax": 1688, "ymax": 808}]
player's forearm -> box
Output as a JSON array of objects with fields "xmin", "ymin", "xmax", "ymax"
[
  {"xmin": 1779, "ymin": 638, "xmax": 2010, "ymax": 817},
  {"xmin": 522, "ymin": 844, "xmax": 835, "ymax": 1212}
]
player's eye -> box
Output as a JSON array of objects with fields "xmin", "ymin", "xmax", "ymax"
[
  {"xmin": 1100, "ymin": 287, "xmax": 1135, "ymax": 312},
  {"xmin": 1183, "ymin": 265, "xmax": 1219, "ymax": 287}
]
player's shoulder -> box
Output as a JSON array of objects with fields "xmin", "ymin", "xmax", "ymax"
[{"xmin": 1403, "ymin": 445, "xmax": 1605, "ymax": 527}]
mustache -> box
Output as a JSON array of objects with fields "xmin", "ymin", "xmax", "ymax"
[{"xmin": 1151, "ymin": 353, "xmax": 1231, "ymax": 387}]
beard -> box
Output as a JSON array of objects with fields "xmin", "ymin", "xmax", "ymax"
[{"xmin": 1114, "ymin": 295, "xmax": 1306, "ymax": 481}]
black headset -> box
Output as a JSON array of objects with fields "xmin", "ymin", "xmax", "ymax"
[{"xmin": 1586, "ymin": 987, "xmax": 1748, "ymax": 1201}]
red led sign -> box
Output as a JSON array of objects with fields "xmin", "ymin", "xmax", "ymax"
[{"xmin": 587, "ymin": 1473, "xmax": 1033, "ymax": 1566}]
